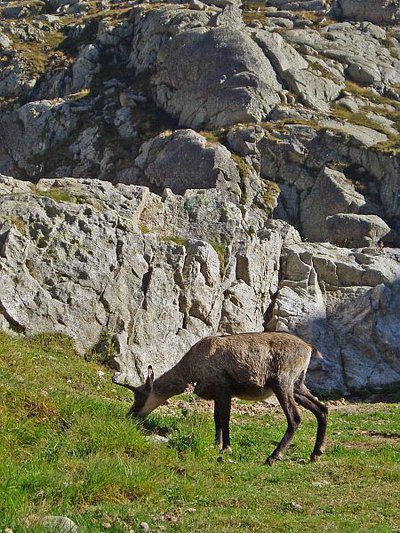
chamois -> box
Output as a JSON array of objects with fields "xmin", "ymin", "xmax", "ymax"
[{"xmin": 113, "ymin": 331, "xmax": 328, "ymax": 464}]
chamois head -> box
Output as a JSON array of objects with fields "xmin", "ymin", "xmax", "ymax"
[{"xmin": 113, "ymin": 366, "xmax": 155, "ymax": 418}]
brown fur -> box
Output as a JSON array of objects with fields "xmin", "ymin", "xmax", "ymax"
[{"xmin": 115, "ymin": 332, "xmax": 328, "ymax": 464}]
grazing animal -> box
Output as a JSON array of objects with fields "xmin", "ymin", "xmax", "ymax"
[{"xmin": 113, "ymin": 331, "xmax": 328, "ymax": 464}]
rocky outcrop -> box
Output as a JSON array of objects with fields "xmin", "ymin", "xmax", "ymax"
[
  {"xmin": 122, "ymin": 129, "xmax": 242, "ymax": 197},
  {"xmin": 267, "ymin": 243, "xmax": 400, "ymax": 391},
  {"xmin": 0, "ymin": 175, "xmax": 292, "ymax": 386},
  {"xmin": 1, "ymin": 175, "xmax": 399, "ymax": 393},
  {"xmin": 300, "ymin": 167, "xmax": 378, "ymax": 242},
  {"xmin": 257, "ymin": 125, "xmax": 400, "ymax": 236},
  {"xmin": 326, "ymin": 213, "xmax": 391, "ymax": 247},
  {"xmin": 130, "ymin": 7, "xmax": 282, "ymax": 128},
  {"xmin": 333, "ymin": 0, "xmax": 400, "ymax": 25}
]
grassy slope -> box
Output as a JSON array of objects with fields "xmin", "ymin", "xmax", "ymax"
[{"xmin": 0, "ymin": 333, "xmax": 399, "ymax": 532}]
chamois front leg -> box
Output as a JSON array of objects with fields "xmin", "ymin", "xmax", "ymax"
[{"xmin": 214, "ymin": 393, "xmax": 232, "ymax": 453}]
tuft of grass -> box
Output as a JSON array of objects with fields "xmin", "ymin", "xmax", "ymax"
[
  {"xmin": 0, "ymin": 332, "xmax": 399, "ymax": 532},
  {"xmin": 1, "ymin": 215, "xmax": 27, "ymax": 235},
  {"xmin": 68, "ymin": 88, "xmax": 92, "ymax": 101},
  {"xmin": 199, "ymin": 129, "xmax": 226, "ymax": 144},
  {"xmin": 344, "ymin": 81, "xmax": 400, "ymax": 109},
  {"xmin": 231, "ymin": 153, "xmax": 251, "ymax": 180},
  {"xmin": 331, "ymin": 103, "xmax": 392, "ymax": 136},
  {"xmin": 139, "ymin": 225, "xmax": 152, "ymax": 234},
  {"xmin": 85, "ymin": 331, "xmax": 119, "ymax": 369},
  {"xmin": 33, "ymin": 185, "xmax": 78, "ymax": 204},
  {"xmin": 307, "ymin": 61, "xmax": 342, "ymax": 84},
  {"xmin": 160, "ymin": 235, "xmax": 187, "ymax": 246},
  {"xmin": 262, "ymin": 180, "xmax": 281, "ymax": 212},
  {"xmin": 373, "ymin": 136, "xmax": 400, "ymax": 154},
  {"xmin": 231, "ymin": 153, "xmax": 251, "ymax": 205},
  {"xmin": 210, "ymin": 241, "xmax": 227, "ymax": 277}
]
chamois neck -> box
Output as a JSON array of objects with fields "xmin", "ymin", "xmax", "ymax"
[{"xmin": 153, "ymin": 360, "xmax": 190, "ymax": 399}]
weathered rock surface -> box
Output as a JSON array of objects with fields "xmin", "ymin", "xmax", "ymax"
[
  {"xmin": 326, "ymin": 213, "xmax": 391, "ymax": 247},
  {"xmin": 267, "ymin": 243, "xmax": 400, "ymax": 391},
  {"xmin": 123, "ymin": 129, "xmax": 242, "ymax": 197},
  {"xmin": 0, "ymin": 175, "xmax": 291, "ymax": 387},
  {"xmin": 333, "ymin": 0, "xmax": 400, "ymax": 25},
  {"xmin": 300, "ymin": 167, "xmax": 377, "ymax": 242},
  {"xmin": 1, "ymin": 175, "xmax": 399, "ymax": 393},
  {"xmin": 131, "ymin": 9, "xmax": 282, "ymax": 128}
]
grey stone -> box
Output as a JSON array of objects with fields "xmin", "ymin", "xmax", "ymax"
[
  {"xmin": 254, "ymin": 30, "xmax": 309, "ymax": 75},
  {"xmin": 347, "ymin": 62, "xmax": 381, "ymax": 84},
  {"xmin": 0, "ymin": 33, "xmax": 12, "ymax": 50},
  {"xmin": 127, "ymin": 129, "xmax": 242, "ymax": 198},
  {"xmin": 301, "ymin": 167, "xmax": 371, "ymax": 241},
  {"xmin": 41, "ymin": 516, "xmax": 78, "ymax": 533},
  {"xmin": 282, "ymin": 68, "xmax": 344, "ymax": 112},
  {"xmin": 0, "ymin": 176, "xmax": 287, "ymax": 388},
  {"xmin": 130, "ymin": 8, "xmax": 281, "ymax": 128},
  {"xmin": 72, "ymin": 44, "xmax": 100, "ymax": 92},
  {"xmin": 326, "ymin": 213, "xmax": 391, "ymax": 247}
]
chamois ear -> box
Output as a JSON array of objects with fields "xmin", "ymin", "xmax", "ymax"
[{"xmin": 145, "ymin": 365, "xmax": 154, "ymax": 390}]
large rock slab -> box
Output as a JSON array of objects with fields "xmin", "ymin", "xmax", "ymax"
[
  {"xmin": 155, "ymin": 26, "xmax": 282, "ymax": 128},
  {"xmin": 1, "ymin": 175, "xmax": 399, "ymax": 393},
  {"xmin": 124, "ymin": 129, "xmax": 242, "ymax": 197},
  {"xmin": 300, "ymin": 166, "xmax": 369, "ymax": 242},
  {"xmin": 130, "ymin": 8, "xmax": 281, "ymax": 128},
  {"xmin": 326, "ymin": 213, "xmax": 391, "ymax": 247}
]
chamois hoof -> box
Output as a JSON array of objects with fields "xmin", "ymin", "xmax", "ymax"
[
  {"xmin": 219, "ymin": 445, "xmax": 232, "ymax": 455},
  {"xmin": 266, "ymin": 454, "xmax": 282, "ymax": 466},
  {"xmin": 310, "ymin": 450, "xmax": 324, "ymax": 462}
]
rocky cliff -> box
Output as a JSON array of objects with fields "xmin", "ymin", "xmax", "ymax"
[{"xmin": 0, "ymin": 0, "xmax": 399, "ymax": 393}]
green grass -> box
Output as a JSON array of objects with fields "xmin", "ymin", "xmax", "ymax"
[
  {"xmin": 33, "ymin": 185, "xmax": 78, "ymax": 204},
  {"xmin": 160, "ymin": 236, "xmax": 187, "ymax": 246},
  {"xmin": 210, "ymin": 241, "xmax": 227, "ymax": 277},
  {"xmin": 1, "ymin": 215, "xmax": 27, "ymax": 235},
  {"xmin": 0, "ymin": 332, "xmax": 399, "ymax": 532}
]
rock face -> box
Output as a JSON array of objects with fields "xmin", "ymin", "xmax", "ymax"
[
  {"xmin": 333, "ymin": 0, "xmax": 400, "ymax": 25},
  {"xmin": 0, "ymin": 175, "xmax": 292, "ymax": 387},
  {"xmin": 131, "ymin": 12, "xmax": 282, "ymax": 128},
  {"xmin": 124, "ymin": 129, "xmax": 242, "ymax": 197},
  {"xmin": 267, "ymin": 243, "xmax": 400, "ymax": 391},
  {"xmin": 0, "ymin": 0, "xmax": 399, "ymax": 394},
  {"xmin": 300, "ymin": 167, "xmax": 371, "ymax": 242},
  {"xmin": 326, "ymin": 213, "xmax": 391, "ymax": 247},
  {"xmin": 1, "ymin": 175, "xmax": 399, "ymax": 393}
]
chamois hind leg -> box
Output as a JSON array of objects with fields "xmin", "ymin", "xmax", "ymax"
[
  {"xmin": 214, "ymin": 393, "xmax": 232, "ymax": 453},
  {"xmin": 267, "ymin": 381, "xmax": 301, "ymax": 466},
  {"xmin": 294, "ymin": 385, "xmax": 328, "ymax": 462}
]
